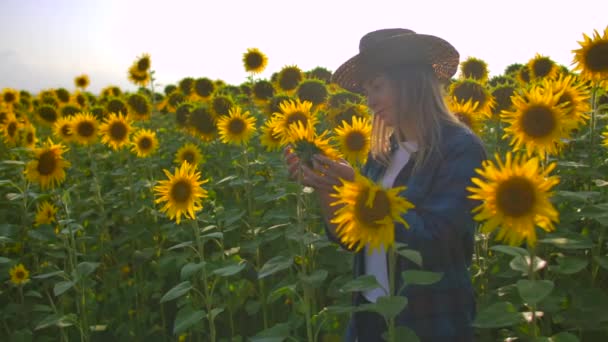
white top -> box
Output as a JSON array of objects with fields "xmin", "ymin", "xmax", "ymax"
[{"xmin": 363, "ymin": 141, "xmax": 418, "ymax": 303}]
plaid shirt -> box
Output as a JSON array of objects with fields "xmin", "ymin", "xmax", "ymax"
[{"xmin": 327, "ymin": 122, "xmax": 486, "ymax": 341}]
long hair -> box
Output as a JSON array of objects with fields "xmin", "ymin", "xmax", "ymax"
[{"xmin": 369, "ymin": 64, "xmax": 464, "ymax": 173}]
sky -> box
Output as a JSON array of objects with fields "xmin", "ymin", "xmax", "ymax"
[{"xmin": 1, "ymin": 0, "xmax": 607, "ymax": 94}]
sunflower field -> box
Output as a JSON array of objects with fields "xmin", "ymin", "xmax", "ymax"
[{"xmin": 1, "ymin": 28, "xmax": 608, "ymax": 342}]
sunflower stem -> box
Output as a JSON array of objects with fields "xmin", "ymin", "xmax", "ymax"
[
  {"xmin": 191, "ymin": 219, "xmax": 216, "ymax": 342},
  {"xmin": 588, "ymin": 84, "xmax": 598, "ymax": 168},
  {"xmin": 388, "ymin": 245, "xmax": 397, "ymax": 342},
  {"xmin": 528, "ymin": 246, "xmax": 537, "ymax": 338}
]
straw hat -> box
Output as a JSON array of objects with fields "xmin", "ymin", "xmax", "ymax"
[{"xmin": 331, "ymin": 28, "xmax": 460, "ymax": 93}]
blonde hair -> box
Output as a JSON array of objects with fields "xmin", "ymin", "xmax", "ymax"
[{"xmin": 369, "ymin": 65, "xmax": 464, "ymax": 173}]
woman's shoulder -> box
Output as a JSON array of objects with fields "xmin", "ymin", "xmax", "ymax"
[{"xmin": 439, "ymin": 122, "xmax": 486, "ymax": 157}]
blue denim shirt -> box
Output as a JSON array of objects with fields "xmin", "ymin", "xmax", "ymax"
[{"xmin": 327, "ymin": 122, "xmax": 486, "ymax": 341}]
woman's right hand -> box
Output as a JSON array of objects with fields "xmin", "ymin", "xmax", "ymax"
[{"xmin": 283, "ymin": 146, "xmax": 354, "ymax": 193}]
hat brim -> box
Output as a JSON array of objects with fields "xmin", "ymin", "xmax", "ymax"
[{"xmin": 331, "ymin": 33, "xmax": 459, "ymax": 94}]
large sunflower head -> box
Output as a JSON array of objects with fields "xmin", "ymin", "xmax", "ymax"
[
  {"xmin": 501, "ymin": 85, "xmax": 570, "ymax": 157},
  {"xmin": 105, "ymin": 97, "xmax": 128, "ymax": 116},
  {"xmin": 334, "ymin": 116, "xmax": 372, "ymax": 165},
  {"xmin": 174, "ymin": 142, "xmax": 204, "ymax": 166},
  {"xmin": 54, "ymin": 88, "xmax": 71, "ymax": 104},
  {"xmin": 127, "ymin": 93, "xmax": 152, "ymax": 121},
  {"xmin": 277, "ymin": 65, "xmax": 304, "ymax": 92},
  {"xmin": 259, "ymin": 117, "xmax": 284, "ymax": 151},
  {"xmin": 2, "ymin": 115, "xmax": 21, "ymax": 146},
  {"xmin": 330, "ymin": 171, "xmax": 414, "ymax": 252},
  {"xmin": 128, "ymin": 65, "xmax": 151, "ymax": 87},
  {"xmin": 24, "ymin": 139, "xmax": 71, "ymax": 190},
  {"xmin": 175, "ymin": 102, "xmax": 193, "ymax": 128},
  {"xmin": 272, "ymin": 99, "xmax": 318, "ymax": 141},
  {"xmin": 541, "ymin": 74, "xmax": 590, "ymax": 130},
  {"xmin": 468, "ymin": 152, "xmax": 560, "ymax": 246},
  {"xmin": 2, "ymin": 88, "xmax": 20, "ymax": 107},
  {"xmin": 36, "ymin": 104, "xmax": 59, "ymax": 127},
  {"xmin": 328, "ymin": 90, "xmax": 364, "ymax": 109},
  {"xmin": 71, "ymin": 112, "xmax": 99, "ymax": 145},
  {"xmin": 306, "ymin": 67, "xmax": 333, "ymax": 83},
  {"xmin": 134, "ymin": 53, "xmax": 151, "ymax": 73},
  {"xmin": 243, "ymin": 48, "xmax": 268, "ymax": 74},
  {"xmin": 60, "ymin": 103, "xmax": 81, "ymax": 118},
  {"xmin": 165, "ymin": 91, "xmax": 186, "ymax": 113},
  {"xmin": 210, "ymin": 95, "xmax": 234, "ymax": 117},
  {"xmin": 131, "ymin": 129, "xmax": 158, "ymax": 157},
  {"xmin": 38, "ymin": 90, "xmax": 59, "ymax": 107},
  {"xmin": 35, "ymin": 200, "xmax": 59, "ymax": 226},
  {"xmin": 52, "ymin": 117, "xmax": 74, "ymax": 142},
  {"xmin": 17, "ymin": 123, "xmax": 37, "ymax": 149},
  {"xmin": 154, "ymin": 161, "xmax": 209, "ymax": 224},
  {"xmin": 449, "ymin": 78, "xmax": 495, "ymax": 115},
  {"xmin": 490, "ymin": 84, "xmax": 517, "ymax": 116},
  {"xmin": 284, "ymin": 121, "xmax": 340, "ymax": 164},
  {"xmin": 9, "ymin": 264, "xmax": 30, "ymax": 286},
  {"xmin": 459, "ymin": 57, "xmax": 489, "ymax": 83},
  {"xmin": 446, "ymin": 97, "xmax": 485, "ymax": 134},
  {"xmin": 179, "ymin": 77, "xmax": 195, "ymax": 96},
  {"xmin": 528, "ymin": 54, "xmax": 559, "ymax": 81},
  {"xmin": 296, "ymin": 79, "xmax": 329, "ymax": 108},
  {"xmin": 74, "ymin": 74, "xmax": 90, "ymax": 89},
  {"xmin": 217, "ymin": 106, "xmax": 257, "ymax": 146},
  {"xmin": 253, "ymin": 80, "xmax": 276, "ymax": 104},
  {"xmin": 99, "ymin": 113, "xmax": 133, "ymax": 150},
  {"xmin": 192, "ymin": 78, "xmax": 215, "ymax": 100},
  {"xmin": 188, "ymin": 105, "xmax": 217, "ymax": 141},
  {"xmin": 572, "ymin": 27, "xmax": 608, "ymax": 82}
]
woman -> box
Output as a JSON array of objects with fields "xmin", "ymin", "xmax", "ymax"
[{"xmin": 286, "ymin": 28, "xmax": 486, "ymax": 341}]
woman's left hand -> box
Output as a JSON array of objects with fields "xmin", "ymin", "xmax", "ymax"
[{"xmin": 310, "ymin": 154, "xmax": 355, "ymax": 192}]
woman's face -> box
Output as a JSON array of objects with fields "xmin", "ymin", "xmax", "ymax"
[{"xmin": 362, "ymin": 74, "xmax": 399, "ymax": 127}]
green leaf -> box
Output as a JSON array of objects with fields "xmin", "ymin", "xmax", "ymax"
[
  {"xmin": 180, "ymin": 262, "xmax": 205, "ymax": 280},
  {"xmin": 167, "ymin": 241, "xmax": 193, "ymax": 251},
  {"xmin": 75, "ymin": 262, "xmax": 99, "ymax": 279},
  {"xmin": 267, "ymin": 285, "xmax": 297, "ymax": 304},
  {"xmin": 473, "ymin": 302, "xmax": 524, "ymax": 328},
  {"xmin": 173, "ymin": 306, "xmax": 205, "ymax": 335},
  {"xmin": 533, "ymin": 332, "xmax": 580, "ymax": 342},
  {"xmin": 579, "ymin": 203, "xmax": 608, "ymax": 226},
  {"xmin": 595, "ymin": 256, "xmax": 608, "ymax": 271},
  {"xmin": 385, "ymin": 326, "xmax": 420, "ymax": 342},
  {"xmin": 517, "ymin": 279, "xmax": 554, "ymax": 305},
  {"xmin": 340, "ymin": 275, "xmax": 382, "ymax": 293},
  {"xmin": 396, "ymin": 248, "xmax": 422, "ymax": 267},
  {"xmin": 510, "ymin": 255, "xmax": 547, "ymax": 275},
  {"xmin": 359, "ymin": 295, "xmax": 408, "ymax": 320},
  {"xmin": 401, "ymin": 270, "xmax": 443, "ymax": 286},
  {"xmin": 202, "ymin": 232, "xmax": 223, "ymax": 240},
  {"xmin": 539, "ymin": 236, "xmax": 593, "ymax": 250},
  {"xmin": 550, "ymin": 257, "xmax": 588, "ymax": 275},
  {"xmin": 160, "ymin": 281, "xmax": 192, "ymax": 303},
  {"xmin": 554, "ymin": 190, "xmax": 600, "ymax": 202},
  {"xmin": 491, "ymin": 245, "xmax": 529, "ymax": 257},
  {"xmin": 299, "ymin": 269, "xmax": 328, "ymax": 288},
  {"xmin": 0, "ymin": 256, "xmax": 11, "ymax": 263},
  {"xmin": 34, "ymin": 313, "xmax": 77, "ymax": 330},
  {"xmin": 32, "ymin": 270, "xmax": 65, "ymax": 280},
  {"xmin": 250, "ymin": 322, "xmax": 291, "ymax": 342},
  {"xmin": 53, "ymin": 281, "xmax": 74, "ymax": 296},
  {"xmin": 209, "ymin": 307, "xmax": 224, "ymax": 321},
  {"xmin": 212, "ymin": 261, "xmax": 246, "ymax": 277},
  {"xmin": 257, "ymin": 255, "xmax": 293, "ymax": 279},
  {"xmin": 325, "ymin": 305, "xmax": 356, "ymax": 314}
]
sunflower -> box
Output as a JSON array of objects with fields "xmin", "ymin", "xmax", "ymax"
[
  {"xmin": 192, "ymin": 78, "xmax": 215, "ymax": 100},
  {"xmin": 330, "ymin": 171, "xmax": 414, "ymax": 252},
  {"xmin": 35, "ymin": 201, "xmax": 58, "ymax": 226},
  {"xmin": 602, "ymin": 126, "xmax": 608, "ymax": 147},
  {"xmin": 179, "ymin": 77, "xmax": 195, "ymax": 96},
  {"xmin": 505, "ymin": 63, "xmax": 524, "ymax": 76},
  {"xmin": 24, "ymin": 139, "xmax": 71, "ymax": 190},
  {"xmin": 259, "ymin": 117, "xmax": 284, "ymax": 151},
  {"xmin": 266, "ymin": 94, "xmax": 293, "ymax": 117},
  {"xmin": 243, "ymin": 48, "xmax": 268, "ymax": 74},
  {"xmin": 175, "ymin": 102, "xmax": 193, "ymax": 128},
  {"xmin": 328, "ymin": 90, "xmax": 364, "ymax": 108},
  {"xmin": 501, "ymin": 85, "xmax": 570, "ymax": 157},
  {"xmin": 54, "ymin": 88, "xmax": 71, "ymax": 104},
  {"xmin": 38, "ymin": 90, "xmax": 59, "ymax": 107},
  {"xmin": 35, "ymin": 104, "xmax": 59, "ymax": 126},
  {"xmin": 517, "ymin": 66, "xmax": 532, "ymax": 85},
  {"xmin": 99, "ymin": 113, "xmax": 133, "ymax": 150},
  {"xmin": 2, "ymin": 115, "xmax": 21, "ymax": 145},
  {"xmin": 491, "ymin": 84, "xmax": 517, "ymax": 116},
  {"xmin": 17, "ymin": 123, "xmax": 37, "ymax": 149},
  {"xmin": 217, "ymin": 107, "xmax": 257, "ymax": 146},
  {"xmin": 134, "ymin": 53, "xmax": 151, "ymax": 73},
  {"xmin": 210, "ymin": 95, "xmax": 234, "ymax": 117},
  {"xmin": 527, "ymin": 54, "xmax": 559, "ymax": 81},
  {"xmin": 74, "ymin": 74, "xmax": 90, "ymax": 89},
  {"xmin": 128, "ymin": 65, "xmax": 151, "ymax": 87},
  {"xmin": 449, "ymin": 78, "xmax": 495, "ymax": 115},
  {"xmin": 334, "ymin": 116, "xmax": 371, "ymax": 165},
  {"xmin": 188, "ymin": 106, "xmax": 217, "ymax": 141},
  {"xmin": 297, "ymin": 79, "xmax": 329, "ymax": 108},
  {"xmin": 541, "ymin": 74, "xmax": 590, "ymax": 130},
  {"xmin": 572, "ymin": 27, "xmax": 608, "ymax": 82},
  {"xmin": 154, "ymin": 161, "xmax": 209, "ymax": 224},
  {"xmin": 9, "ymin": 264, "xmax": 30, "ymax": 286},
  {"xmin": 126, "ymin": 93, "xmax": 152, "ymax": 121},
  {"xmin": 175, "ymin": 143, "xmax": 204, "ymax": 166},
  {"xmin": 277, "ymin": 65, "xmax": 304, "ymax": 92},
  {"xmin": 165, "ymin": 91, "xmax": 186, "ymax": 112},
  {"xmin": 71, "ymin": 112, "xmax": 99, "ymax": 145},
  {"xmin": 2, "ymin": 88, "xmax": 20, "ymax": 108},
  {"xmin": 100, "ymin": 85, "xmax": 122, "ymax": 98},
  {"xmin": 253, "ymin": 80, "xmax": 276, "ymax": 104},
  {"xmin": 272, "ymin": 99, "xmax": 318, "ymax": 142},
  {"xmin": 288, "ymin": 122, "xmax": 340, "ymax": 166},
  {"xmin": 488, "ymin": 75, "xmax": 516, "ymax": 88},
  {"xmin": 459, "ymin": 57, "xmax": 489, "ymax": 83},
  {"xmin": 131, "ymin": 129, "xmax": 158, "ymax": 157},
  {"xmin": 468, "ymin": 152, "xmax": 560, "ymax": 246},
  {"xmin": 447, "ymin": 97, "xmax": 485, "ymax": 135},
  {"xmin": 60, "ymin": 104, "xmax": 81, "ymax": 117},
  {"xmin": 327, "ymin": 102, "xmax": 371, "ymax": 128},
  {"xmin": 307, "ymin": 67, "xmax": 333, "ymax": 83},
  {"xmin": 52, "ymin": 117, "xmax": 74, "ymax": 142}
]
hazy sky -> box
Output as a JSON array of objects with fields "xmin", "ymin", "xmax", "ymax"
[{"xmin": 1, "ymin": 0, "xmax": 607, "ymax": 93}]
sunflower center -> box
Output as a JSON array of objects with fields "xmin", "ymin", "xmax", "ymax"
[
  {"xmin": 279, "ymin": 69, "xmax": 303, "ymax": 91},
  {"xmin": 138, "ymin": 137, "xmax": 152, "ymax": 150},
  {"xmin": 110, "ymin": 122, "xmax": 128, "ymax": 140},
  {"xmin": 39, "ymin": 106, "xmax": 58, "ymax": 123},
  {"xmin": 453, "ymin": 82, "xmax": 487, "ymax": 108},
  {"xmin": 254, "ymin": 81, "xmax": 275, "ymax": 101},
  {"xmin": 137, "ymin": 57, "xmax": 150, "ymax": 71},
  {"xmin": 246, "ymin": 53, "xmax": 264, "ymax": 69},
  {"xmin": 60, "ymin": 124, "xmax": 72, "ymax": 137},
  {"xmin": 463, "ymin": 62, "xmax": 486, "ymax": 80},
  {"xmin": 77, "ymin": 121, "xmax": 95, "ymax": 137},
  {"xmin": 286, "ymin": 111, "xmax": 308, "ymax": 127},
  {"xmin": 183, "ymin": 151, "xmax": 195, "ymax": 164},
  {"xmin": 354, "ymin": 188, "xmax": 391, "ymax": 227},
  {"xmin": 532, "ymin": 58, "xmax": 553, "ymax": 78},
  {"xmin": 26, "ymin": 132, "xmax": 34, "ymax": 144},
  {"xmin": 585, "ymin": 41, "xmax": 608, "ymax": 72},
  {"xmin": 496, "ymin": 176, "xmax": 536, "ymax": 217},
  {"xmin": 521, "ymin": 105, "xmax": 556, "ymax": 138},
  {"xmin": 37, "ymin": 151, "xmax": 57, "ymax": 176},
  {"xmin": 228, "ymin": 118, "xmax": 246, "ymax": 134},
  {"xmin": 170, "ymin": 180, "xmax": 192, "ymax": 203},
  {"xmin": 212, "ymin": 97, "xmax": 233, "ymax": 116},
  {"xmin": 8, "ymin": 122, "xmax": 18, "ymax": 137},
  {"xmin": 15, "ymin": 270, "xmax": 25, "ymax": 279},
  {"xmin": 557, "ymin": 92, "xmax": 574, "ymax": 115},
  {"xmin": 297, "ymin": 82, "xmax": 328, "ymax": 105},
  {"xmin": 194, "ymin": 79, "xmax": 214, "ymax": 98},
  {"xmin": 4, "ymin": 92, "xmax": 16, "ymax": 103},
  {"xmin": 190, "ymin": 109, "xmax": 216, "ymax": 135},
  {"xmin": 345, "ymin": 132, "xmax": 366, "ymax": 151},
  {"xmin": 455, "ymin": 113, "xmax": 473, "ymax": 128}
]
